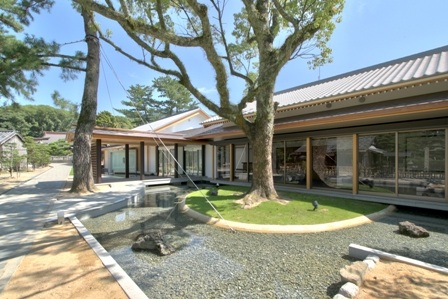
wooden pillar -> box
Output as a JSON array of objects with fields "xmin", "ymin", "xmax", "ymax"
[
  {"xmin": 202, "ymin": 145, "xmax": 206, "ymax": 177},
  {"xmin": 174, "ymin": 143, "xmax": 179, "ymax": 178},
  {"xmin": 182, "ymin": 147, "xmax": 186, "ymax": 175},
  {"xmin": 306, "ymin": 137, "xmax": 312, "ymax": 189},
  {"xmin": 155, "ymin": 146, "xmax": 159, "ymax": 176},
  {"xmin": 96, "ymin": 139, "xmax": 102, "ymax": 183},
  {"xmin": 394, "ymin": 132, "xmax": 399, "ymax": 196},
  {"xmin": 445, "ymin": 128, "xmax": 448, "ymax": 201},
  {"xmin": 230, "ymin": 144, "xmax": 234, "ymax": 181},
  {"xmin": 212, "ymin": 145, "xmax": 215, "ymax": 180},
  {"xmin": 352, "ymin": 134, "xmax": 359, "ymax": 194},
  {"xmin": 139, "ymin": 141, "xmax": 145, "ymax": 180},
  {"xmin": 282, "ymin": 141, "xmax": 286, "ymax": 184},
  {"xmin": 125, "ymin": 144, "xmax": 130, "ymax": 178},
  {"xmin": 246, "ymin": 143, "xmax": 250, "ymax": 182}
]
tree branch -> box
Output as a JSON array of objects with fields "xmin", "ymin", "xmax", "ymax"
[{"xmin": 210, "ymin": 0, "xmax": 254, "ymax": 86}]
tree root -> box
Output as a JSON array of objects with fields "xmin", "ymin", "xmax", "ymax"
[{"xmin": 235, "ymin": 191, "xmax": 289, "ymax": 209}]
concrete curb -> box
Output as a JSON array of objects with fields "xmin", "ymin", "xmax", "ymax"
[
  {"xmin": 333, "ymin": 244, "xmax": 448, "ymax": 298},
  {"xmin": 71, "ymin": 217, "xmax": 149, "ymax": 299},
  {"xmin": 349, "ymin": 243, "xmax": 448, "ymax": 274},
  {"xmin": 179, "ymin": 202, "xmax": 396, "ymax": 233}
]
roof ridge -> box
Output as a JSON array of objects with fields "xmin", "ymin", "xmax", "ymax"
[{"xmin": 275, "ymin": 45, "xmax": 448, "ymax": 95}]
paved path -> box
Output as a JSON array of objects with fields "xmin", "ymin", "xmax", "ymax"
[
  {"xmin": 0, "ymin": 163, "xmax": 72, "ymax": 292},
  {"xmin": 0, "ymin": 163, "xmax": 145, "ymax": 294}
]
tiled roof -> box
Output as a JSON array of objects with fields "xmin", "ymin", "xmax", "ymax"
[
  {"xmin": 0, "ymin": 130, "xmax": 22, "ymax": 145},
  {"xmin": 203, "ymin": 45, "xmax": 448, "ymax": 124},
  {"xmin": 34, "ymin": 132, "xmax": 67, "ymax": 143}
]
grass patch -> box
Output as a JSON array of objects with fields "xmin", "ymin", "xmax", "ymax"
[{"xmin": 186, "ymin": 186, "xmax": 388, "ymax": 225}]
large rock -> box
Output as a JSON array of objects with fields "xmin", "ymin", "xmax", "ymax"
[
  {"xmin": 132, "ymin": 231, "xmax": 175, "ymax": 256},
  {"xmin": 398, "ymin": 221, "xmax": 430, "ymax": 238},
  {"xmin": 340, "ymin": 261, "xmax": 368, "ymax": 286}
]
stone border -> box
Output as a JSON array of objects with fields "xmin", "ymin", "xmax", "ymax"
[
  {"xmin": 70, "ymin": 216, "xmax": 149, "ymax": 299},
  {"xmin": 333, "ymin": 244, "xmax": 448, "ymax": 298},
  {"xmin": 179, "ymin": 200, "xmax": 396, "ymax": 233},
  {"xmin": 349, "ymin": 243, "xmax": 448, "ymax": 274}
]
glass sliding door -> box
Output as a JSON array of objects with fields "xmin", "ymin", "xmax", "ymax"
[
  {"xmin": 216, "ymin": 145, "xmax": 231, "ymax": 180},
  {"xmin": 312, "ymin": 136, "xmax": 352, "ymax": 190},
  {"xmin": 358, "ymin": 133, "xmax": 396, "ymax": 194},
  {"xmin": 184, "ymin": 145, "xmax": 202, "ymax": 176},
  {"xmin": 398, "ymin": 130, "xmax": 445, "ymax": 198},
  {"xmin": 234, "ymin": 144, "xmax": 249, "ymax": 181},
  {"xmin": 158, "ymin": 146, "xmax": 175, "ymax": 177},
  {"xmin": 284, "ymin": 140, "xmax": 306, "ymax": 186},
  {"xmin": 110, "ymin": 149, "xmax": 137, "ymax": 175},
  {"xmin": 272, "ymin": 141, "xmax": 285, "ymax": 183}
]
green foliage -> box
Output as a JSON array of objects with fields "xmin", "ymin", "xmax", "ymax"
[
  {"xmin": 52, "ymin": 91, "xmax": 79, "ymax": 120},
  {"xmin": 47, "ymin": 139, "xmax": 71, "ymax": 156},
  {"xmin": 152, "ymin": 76, "xmax": 199, "ymax": 115},
  {"xmin": 0, "ymin": 142, "xmax": 26, "ymax": 174},
  {"xmin": 0, "ymin": 1, "xmax": 54, "ymax": 31},
  {"xmin": 186, "ymin": 186, "xmax": 386, "ymax": 225},
  {"xmin": 116, "ymin": 79, "xmax": 198, "ymax": 127},
  {"xmin": 23, "ymin": 136, "xmax": 50, "ymax": 168},
  {"xmin": 0, "ymin": 0, "xmax": 85, "ymax": 103},
  {"xmin": 75, "ymin": 0, "xmax": 344, "ymax": 124},
  {"xmin": 0, "ymin": 105, "xmax": 74, "ymax": 137},
  {"xmin": 115, "ymin": 84, "xmax": 160, "ymax": 126},
  {"xmin": 96, "ymin": 110, "xmax": 133, "ymax": 129},
  {"xmin": 75, "ymin": 0, "xmax": 345, "ymax": 198}
]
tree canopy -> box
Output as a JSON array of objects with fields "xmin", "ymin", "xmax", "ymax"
[
  {"xmin": 0, "ymin": 0, "xmax": 86, "ymax": 103},
  {"xmin": 115, "ymin": 77, "xmax": 199, "ymax": 127},
  {"xmin": 0, "ymin": 104, "xmax": 75, "ymax": 137},
  {"xmin": 71, "ymin": 0, "xmax": 344, "ymax": 205},
  {"xmin": 96, "ymin": 110, "xmax": 133, "ymax": 129}
]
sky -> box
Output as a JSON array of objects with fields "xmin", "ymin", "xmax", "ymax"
[{"xmin": 14, "ymin": 0, "xmax": 448, "ymax": 119}]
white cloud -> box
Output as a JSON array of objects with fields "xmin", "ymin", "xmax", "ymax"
[{"xmin": 197, "ymin": 87, "xmax": 217, "ymax": 94}]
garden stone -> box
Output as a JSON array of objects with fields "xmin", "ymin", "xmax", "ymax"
[
  {"xmin": 340, "ymin": 261, "xmax": 368, "ymax": 286},
  {"xmin": 338, "ymin": 282, "xmax": 359, "ymax": 298},
  {"xmin": 398, "ymin": 221, "xmax": 430, "ymax": 238},
  {"xmin": 365, "ymin": 255, "xmax": 380, "ymax": 264},
  {"xmin": 363, "ymin": 259, "xmax": 376, "ymax": 270},
  {"xmin": 333, "ymin": 294, "xmax": 348, "ymax": 299},
  {"xmin": 131, "ymin": 231, "xmax": 175, "ymax": 256}
]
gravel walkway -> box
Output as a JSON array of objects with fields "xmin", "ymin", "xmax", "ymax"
[{"xmin": 82, "ymin": 192, "xmax": 448, "ymax": 299}]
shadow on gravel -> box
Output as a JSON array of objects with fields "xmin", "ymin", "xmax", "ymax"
[{"xmin": 326, "ymin": 281, "xmax": 345, "ymax": 298}]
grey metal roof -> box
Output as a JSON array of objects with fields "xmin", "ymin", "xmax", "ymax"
[
  {"xmin": 204, "ymin": 45, "xmax": 448, "ymax": 124},
  {"xmin": 0, "ymin": 130, "xmax": 23, "ymax": 145}
]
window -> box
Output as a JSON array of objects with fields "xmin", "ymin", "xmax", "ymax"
[
  {"xmin": 312, "ymin": 136, "xmax": 352, "ymax": 190},
  {"xmin": 158, "ymin": 147, "xmax": 175, "ymax": 176},
  {"xmin": 358, "ymin": 133, "xmax": 396, "ymax": 194},
  {"xmin": 184, "ymin": 145, "xmax": 202, "ymax": 176},
  {"xmin": 398, "ymin": 130, "xmax": 445, "ymax": 198},
  {"xmin": 216, "ymin": 145, "xmax": 230, "ymax": 180},
  {"xmin": 284, "ymin": 140, "xmax": 306, "ymax": 186}
]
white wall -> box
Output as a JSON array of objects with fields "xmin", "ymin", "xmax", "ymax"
[
  {"xmin": 160, "ymin": 114, "xmax": 208, "ymax": 133},
  {"xmin": 147, "ymin": 145, "xmax": 157, "ymax": 175},
  {"xmin": 205, "ymin": 144, "xmax": 214, "ymax": 179}
]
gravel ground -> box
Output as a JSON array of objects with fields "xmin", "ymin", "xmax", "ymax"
[{"xmin": 81, "ymin": 187, "xmax": 448, "ymax": 299}]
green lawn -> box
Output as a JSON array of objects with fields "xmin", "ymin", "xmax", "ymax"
[{"xmin": 186, "ymin": 186, "xmax": 387, "ymax": 225}]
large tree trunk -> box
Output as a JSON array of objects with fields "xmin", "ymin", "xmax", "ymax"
[
  {"xmin": 240, "ymin": 83, "xmax": 279, "ymax": 208},
  {"xmin": 70, "ymin": 8, "xmax": 99, "ymax": 193}
]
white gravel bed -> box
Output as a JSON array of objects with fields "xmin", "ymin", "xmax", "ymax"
[{"xmin": 82, "ymin": 203, "xmax": 448, "ymax": 299}]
